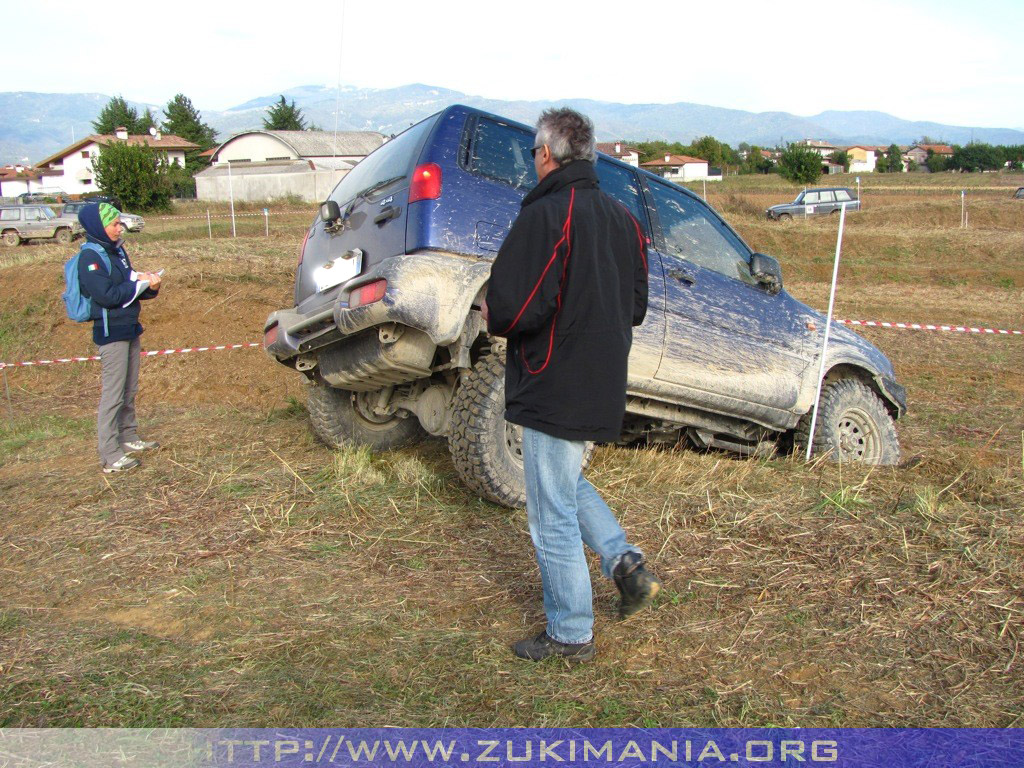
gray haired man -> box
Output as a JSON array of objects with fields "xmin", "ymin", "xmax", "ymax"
[{"xmin": 484, "ymin": 108, "xmax": 661, "ymax": 661}]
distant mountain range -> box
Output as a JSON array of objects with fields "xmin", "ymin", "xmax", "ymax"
[{"xmin": 4, "ymin": 83, "xmax": 1024, "ymax": 165}]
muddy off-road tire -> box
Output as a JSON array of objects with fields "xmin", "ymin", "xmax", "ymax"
[
  {"xmin": 795, "ymin": 377, "xmax": 900, "ymax": 464},
  {"xmin": 2, "ymin": 231, "xmax": 20, "ymax": 247},
  {"xmin": 307, "ymin": 380, "xmax": 426, "ymax": 451},
  {"xmin": 56, "ymin": 228, "xmax": 73, "ymax": 245},
  {"xmin": 447, "ymin": 352, "xmax": 594, "ymax": 508}
]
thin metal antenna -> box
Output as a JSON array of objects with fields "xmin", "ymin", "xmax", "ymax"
[{"xmin": 332, "ymin": 0, "xmax": 347, "ymax": 160}]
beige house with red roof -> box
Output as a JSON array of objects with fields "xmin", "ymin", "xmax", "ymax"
[
  {"xmin": 596, "ymin": 142, "xmax": 640, "ymax": 167},
  {"xmin": 34, "ymin": 128, "xmax": 199, "ymax": 196},
  {"xmin": 640, "ymin": 153, "xmax": 718, "ymax": 181},
  {"xmin": 905, "ymin": 144, "xmax": 954, "ymax": 166}
]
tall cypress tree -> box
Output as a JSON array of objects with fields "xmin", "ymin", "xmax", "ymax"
[
  {"xmin": 262, "ymin": 96, "xmax": 308, "ymax": 131},
  {"xmin": 161, "ymin": 94, "xmax": 217, "ymax": 149},
  {"xmin": 92, "ymin": 96, "xmax": 142, "ymax": 135}
]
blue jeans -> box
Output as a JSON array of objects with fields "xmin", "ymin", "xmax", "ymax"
[{"xmin": 521, "ymin": 426, "xmax": 642, "ymax": 644}]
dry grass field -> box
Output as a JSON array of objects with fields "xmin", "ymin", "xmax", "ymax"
[{"xmin": 0, "ymin": 173, "xmax": 1021, "ymax": 727}]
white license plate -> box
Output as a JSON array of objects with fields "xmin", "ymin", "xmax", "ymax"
[{"xmin": 313, "ymin": 253, "xmax": 363, "ymax": 293}]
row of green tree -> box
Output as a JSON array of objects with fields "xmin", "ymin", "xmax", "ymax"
[
  {"xmin": 635, "ymin": 136, "xmax": 1024, "ymax": 185},
  {"xmin": 90, "ymin": 94, "xmax": 316, "ymax": 209}
]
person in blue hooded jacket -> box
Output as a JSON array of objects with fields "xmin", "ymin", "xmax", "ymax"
[{"xmin": 76, "ymin": 202, "xmax": 162, "ymax": 473}]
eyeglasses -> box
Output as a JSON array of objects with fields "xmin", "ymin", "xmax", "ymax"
[{"xmin": 530, "ymin": 144, "xmax": 545, "ymax": 159}]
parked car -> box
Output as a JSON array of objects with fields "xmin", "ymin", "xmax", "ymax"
[
  {"xmin": 16, "ymin": 189, "xmax": 68, "ymax": 204},
  {"xmin": 766, "ymin": 187, "xmax": 861, "ymax": 221},
  {"xmin": 60, "ymin": 201, "xmax": 144, "ymax": 232},
  {"xmin": 264, "ymin": 105, "xmax": 905, "ymax": 507},
  {"xmin": 1014, "ymin": 187, "xmax": 1024, "ymax": 199},
  {"xmin": 0, "ymin": 204, "xmax": 82, "ymax": 246}
]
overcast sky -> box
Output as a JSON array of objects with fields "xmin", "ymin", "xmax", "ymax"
[{"xmin": 5, "ymin": 0, "xmax": 1023, "ymax": 129}]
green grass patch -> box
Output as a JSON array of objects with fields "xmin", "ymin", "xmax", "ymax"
[{"xmin": 0, "ymin": 413, "xmax": 92, "ymax": 457}]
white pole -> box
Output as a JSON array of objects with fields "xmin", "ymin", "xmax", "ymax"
[
  {"xmin": 961, "ymin": 190, "xmax": 965, "ymax": 228},
  {"xmin": 227, "ymin": 160, "xmax": 236, "ymax": 238},
  {"xmin": 702, "ymin": 178, "xmax": 706, "ymax": 200},
  {"xmin": 207, "ymin": 209, "xmax": 212, "ymax": 239},
  {"xmin": 264, "ymin": 208, "xmax": 269, "ymax": 236},
  {"xmin": 856, "ymin": 176, "xmax": 861, "ymax": 209},
  {"xmin": 805, "ymin": 202, "xmax": 848, "ymax": 462}
]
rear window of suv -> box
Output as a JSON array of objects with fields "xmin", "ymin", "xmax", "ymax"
[
  {"xmin": 0, "ymin": 208, "xmax": 20, "ymax": 221},
  {"xmin": 327, "ymin": 115, "xmax": 439, "ymax": 206},
  {"xmin": 464, "ymin": 117, "xmax": 537, "ymax": 191}
]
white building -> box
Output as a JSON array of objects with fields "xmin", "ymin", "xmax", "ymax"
[
  {"xmin": 34, "ymin": 128, "xmax": 199, "ymax": 196},
  {"xmin": 596, "ymin": 142, "xmax": 640, "ymax": 167},
  {"xmin": 640, "ymin": 154, "xmax": 720, "ymax": 182},
  {"xmin": 844, "ymin": 146, "xmax": 878, "ymax": 174},
  {"xmin": 195, "ymin": 130, "xmax": 385, "ymax": 202}
]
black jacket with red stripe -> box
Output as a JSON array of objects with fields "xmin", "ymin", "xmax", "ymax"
[{"xmin": 485, "ymin": 160, "xmax": 648, "ymax": 443}]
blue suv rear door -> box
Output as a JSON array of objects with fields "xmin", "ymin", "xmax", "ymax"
[{"xmin": 593, "ymin": 159, "xmax": 665, "ymax": 380}]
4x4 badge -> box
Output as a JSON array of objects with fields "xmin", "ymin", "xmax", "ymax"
[{"xmin": 380, "ymin": 196, "xmax": 394, "ymax": 206}]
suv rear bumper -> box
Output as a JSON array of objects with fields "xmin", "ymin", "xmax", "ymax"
[{"xmin": 264, "ymin": 251, "xmax": 492, "ymax": 363}]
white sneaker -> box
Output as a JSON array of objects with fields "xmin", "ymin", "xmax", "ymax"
[
  {"xmin": 123, "ymin": 439, "xmax": 160, "ymax": 453},
  {"xmin": 103, "ymin": 455, "xmax": 141, "ymax": 473}
]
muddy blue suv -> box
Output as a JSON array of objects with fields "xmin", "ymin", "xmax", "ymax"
[{"xmin": 265, "ymin": 105, "xmax": 905, "ymax": 506}]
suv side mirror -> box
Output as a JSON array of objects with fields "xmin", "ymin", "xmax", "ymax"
[
  {"xmin": 320, "ymin": 200, "xmax": 341, "ymax": 225},
  {"xmin": 750, "ymin": 253, "xmax": 783, "ymax": 295}
]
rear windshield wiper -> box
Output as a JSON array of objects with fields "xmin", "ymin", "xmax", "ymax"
[{"xmin": 347, "ymin": 175, "xmax": 406, "ymax": 209}]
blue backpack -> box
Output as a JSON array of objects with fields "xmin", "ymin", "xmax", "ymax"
[{"xmin": 63, "ymin": 242, "xmax": 110, "ymax": 336}]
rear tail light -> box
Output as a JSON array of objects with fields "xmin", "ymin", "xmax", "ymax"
[
  {"xmin": 348, "ymin": 279, "xmax": 387, "ymax": 308},
  {"xmin": 298, "ymin": 227, "xmax": 311, "ymax": 267},
  {"xmin": 263, "ymin": 324, "xmax": 279, "ymax": 349},
  {"xmin": 408, "ymin": 163, "xmax": 442, "ymax": 203}
]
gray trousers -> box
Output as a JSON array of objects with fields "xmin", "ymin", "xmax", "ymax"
[{"xmin": 97, "ymin": 337, "xmax": 141, "ymax": 465}]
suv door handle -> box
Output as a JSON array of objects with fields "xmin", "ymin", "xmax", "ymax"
[
  {"xmin": 668, "ymin": 268, "xmax": 696, "ymax": 285},
  {"xmin": 374, "ymin": 206, "xmax": 400, "ymax": 225}
]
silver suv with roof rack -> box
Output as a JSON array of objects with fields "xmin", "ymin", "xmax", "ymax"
[{"xmin": 0, "ymin": 204, "xmax": 82, "ymax": 246}]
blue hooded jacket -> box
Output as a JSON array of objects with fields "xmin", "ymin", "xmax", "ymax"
[{"xmin": 76, "ymin": 203, "xmax": 158, "ymax": 345}]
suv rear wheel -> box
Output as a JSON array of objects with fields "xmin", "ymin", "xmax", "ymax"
[
  {"xmin": 448, "ymin": 352, "xmax": 594, "ymax": 508},
  {"xmin": 795, "ymin": 377, "xmax": 900, "ymax": 464},
  {"xmin": 307, "ymin": 380, "xmax": 426, "ymax": 451}
]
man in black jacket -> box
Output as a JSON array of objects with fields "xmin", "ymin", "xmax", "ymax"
[
  {"xmin": 485, "ymin": 108, "xmax": 660, "ymax": 662},
  {"xmin": 77, "ymin": 202, "xmax": 162, "ymax": 473}
]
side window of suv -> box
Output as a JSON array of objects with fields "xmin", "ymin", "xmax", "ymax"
[
  {"xmin": 24, "ymin": 208, "xmax": 41, "ymax": 221},
  {"xmin": 647, "ymin": 181, "xmax": 753, "ymax": 284},
  {"xmin": 466, "ymin": 118, "xmax": 537, "ymax": 191},
  {"xmin": 835, "ymin": 189, "xmax": 852, "ymax": 202},
  {"xmin": 595, "ymin": 160, "xmax": 650, "ymax": 238},
  {"xmin": 803, "ymin": 191, "xmax": 820, "ymax": 204},
  {"xmin": 818, "ymin": 190, "xmax": 835, "ymax": 203},
  {"xmin": 0, "ymin": 209, "xmax": 19, "ymax": 221}
]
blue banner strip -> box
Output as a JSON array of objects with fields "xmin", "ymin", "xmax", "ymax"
[{"xmin": 194, "ymin": 728, "xmax": 1024, "ymax": 768}]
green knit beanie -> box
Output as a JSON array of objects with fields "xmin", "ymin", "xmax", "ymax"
[{"xmin": 99, "ymin": 202, "xmax": 121, "ymax": 227}]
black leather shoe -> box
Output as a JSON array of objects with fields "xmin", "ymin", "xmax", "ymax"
[
  {"xmin": 512, "ymin": 631, "xmax": 596, "ymax": 662},
  {"xmin": 614, "ymin": 552, "xmax": 661, "ymax": 618}
]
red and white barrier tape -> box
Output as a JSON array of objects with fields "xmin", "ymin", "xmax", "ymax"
[
  {"xmin": 0, "ymin": 343, "xmax": 260, "ymax": 370},
  {"xmin": 150, "ymin": 210, "xmax": 311, "ymax": 221},
  {"xmin": 2, "ymin": 319, "xmax": 1021, "ymax": 371},
  {"xmin": 838, "ymin": 319, "xmax": 1022, "ymax": 336}
]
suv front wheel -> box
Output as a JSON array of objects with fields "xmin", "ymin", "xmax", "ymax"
[
  {"xmin": 307, "ymin": 380, "xmax": 426, "ymax": 451},
  {"xmin": 795, "ymin": 377, "xmax": 900, "ymax": 464},
  {"xmin": 2, "ymin": 231, "xmax": 20, "ymax": 247}
]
